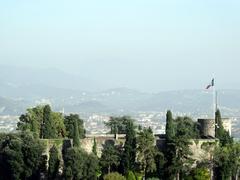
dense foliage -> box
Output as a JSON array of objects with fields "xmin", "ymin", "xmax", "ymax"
[
  {"xmin": 63, "ymin": 147, "xmax": 99, "ymax": 180},
  {"xmin": 103, "ymin": 172, "xmax": 126, "ymax": 180},
  {"xmin": 2, "ymin": 105, "xmax": 240, "ymax": 180},
  {"xmin": 120, "ymin": 117, "xmax": 137, "ymax": 174},
  {"xmin": 105, "ymin": 116, "xmax": 134, "ymax": 134},
  {"xmin": 100, "ymin": 140, "xmax": 120, "ymax": 174},
  {"xmin": 164, "ymin": 112, "xmax": 197, "ymax": 180},
  {"xmin": 136, "ymin": 128, "xmax": 157, "ymax": 178},
  {"xmin": 64, "ymin": 114, "xmax": 85, "ymax": 139},
  {"xmin": 73, "ymin": 119, "xmax": 80, "ymax": 147},
  {"xmin": 215, "ymin": 109, "xmax": 233, "ymax": 146},
  {"xmin": 213, "ymin": 109, "xmax": 236, "ymax": 180},
  {"xmin": 0, "ymin": 132, "xmax": 44, "ymax": 180},
  {"xmin": 17, "ymin": 105, "xmax": 85, "ymax": 140},
  {"xmin": 48, "ymin": 145, "xmax": 60, "ymax": 180}
]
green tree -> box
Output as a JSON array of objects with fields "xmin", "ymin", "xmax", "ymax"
[
  {"xmin": 17, "ymin": 106, "xmax": 44, "ymax": 138},
  {"xmin": 215, "ymin": 109, "xmax": 233, "ymax": 146},
  {"xmin": 64, "ymin": 114, "xmax": 85, "ymax": 139},
  {"xmin": 214, "ymin": 142, "xmax": 240, "ymax": 180},
  {"xmin": 165, "ymin": 110, "xmax": 175, "ymax": 141},
  {"xmin": 126, "ymin": 171, "xmax": 136, "ymax": 180},
  {"xmin": 191, "ymin": 167, "xmax": 210, "ymax": 180},
  {"xmin": 155, "ymin": 151, "xmax": 165, "ymax": 179},
  {"xmin": 92, "ymin": 137, "xmax": 97, "ymax": 156},
  {"xmin": 42, "ymin": 105, "xmax": 57, "ymax": 139},
  {"xmin": 63, "ymin": 147, "xmax": 86, "ymax": 180},
  {"xmin": 20, "ymin": 132, "xmax": 45, "ymax": 179},
  {"xmin": 164, "ymin": 116, "xmax": 195, "ymax": 180},
  {"xmin": 103, "ymin": 172, "xmax": 126, "ymax": 180},
  {"xmin": 183, "ymin": 167, "xmax": 210, "ymax": 180},
  {"xmin": 105, "ymin": 117, "xmax": 120, "ymax": 134},
  {"xmin": 73, "ymin": 119, "xmax": 80, "ymax": 147},
  {"xmin": 172, "ymin": 117, "xmax": 194, "ymax": 180},
  {"xmin": 48, "ymin": 145, "xmax": 60, "ymax": 180},
  {"xmin": 100, "ymin": 141, "xmax": 120, "ymax": 174},
  {"xmin": 214, "ymin": 145, "xmax": 232, "ymax": 180},
  {"xmin": 63, "ymin": 146, "xmax": 99, "ymax": 180},
  {"xmin": 18, "ymin": 105, "xmax": 66, "ymax": 139},
  {"xmin": 51, "ymin": 112, "xmax": 67, "ymax": 138},
  {"xmin": 0, "ymin": 133, "xmax": 44, "ymax": 180},
  {"xmin": 0, "ymin": 134, "xmax": 24, "ymax": 180},
  {"xmin": 164, "ymin": 111, "xmax": 178, "ymax": 180},
  {"xmin": 229, "ymin": 143, "xmax": 240, "ymax": 180},
  {"xmin": 84, "ymin": 153, "xmax": 99, "ymax": 180},
  {"xmin": 136, "ymin": 128, "xmax": 157, "ymax": 178},
  {"xmin": 105, "ymin": 116, "xmax": 132, "ymax": 135},
  {"xmin": 121, "ymin": 117, "xmax": 137, "ymax": 174}
]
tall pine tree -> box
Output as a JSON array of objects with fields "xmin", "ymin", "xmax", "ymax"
[
  {"xmin": 73, "ymin": 119, "xmax": 80, "ymax": 147},
  {"xmin": 215, "ymin": 109, "xmax": 233, "ymax": 146},
  {"xmin": 165, "ymin": 110, "xmax": 175, "ymax": 141},
  {"xmin": 92, "ymin": 137, "xmax": 97, "ymax": 156},
  {"xmin": 164, "ymin": 110, "xmax": 176, "ymax": 180},
  {"xmin": 42, "ymin": 105, "xmax": 56, "ymax": 139},
  {"xmin": 120, "ymin": 118, "xmax": 137, "ymax": 174},
  {"xmin": 48, "ymin": 145, "xmax": 60, "ymax": 180}
]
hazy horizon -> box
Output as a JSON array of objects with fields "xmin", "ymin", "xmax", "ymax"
[{"xmin": 1, "ymin": 0, "xmax": 240, "ymax": 92}]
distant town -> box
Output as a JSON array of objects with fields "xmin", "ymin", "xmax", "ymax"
[{"xmin": 1, "ymin": 110, "xmax": 240, "ymax": 138}]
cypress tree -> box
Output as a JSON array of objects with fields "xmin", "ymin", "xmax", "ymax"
[
  {"xmin": 42, "ymin": 105, "xmax": 56, "ymax": 139},
  {"xmin": 121, "ymin": 118, "xmax": 137, "ymax": 174},
  {"xmin": 165, "ymin": 110, "xmax": 175, "ymax": 141},
  {"xmin": 215, "ymin": 109, "xmax": 233, "ymax": 146},
  {"xmin": 164, "ymin": 110, "xmax": 176, "ymax": 180},
  {"xmin": 92, "ymin": 137, "xmax": 97, "ymax": 156},
  {"xmin": 73, "ymin": 119, "xmax": 80, "ymax": 147},
  {"xmin": 215, "ymin": 109, "xmax": 224, "ymax": 138},
  {"xmin": 48, "ymin": 145, "xmax": 60, "ymax": 180}
]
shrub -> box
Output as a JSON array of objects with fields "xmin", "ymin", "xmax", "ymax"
[{"xmin": 104, "ymin": 172, "xmax": 126, "ymax": 180}]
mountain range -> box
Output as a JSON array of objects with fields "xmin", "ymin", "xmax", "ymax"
[{"xmin": 0, "ymin": 65, "xmax": 240, "ymax": 116}]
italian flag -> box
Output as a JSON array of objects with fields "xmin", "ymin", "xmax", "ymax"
[{"xmin": 206, "ymin": 78, "xmax": 214, "ymax": 89}]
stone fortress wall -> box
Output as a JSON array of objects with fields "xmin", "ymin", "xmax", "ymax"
[
  {"xmin": 81, "ymin": 134, "xmax": 126, "ymax": 157},
  {"xmin": 42, "ymin": 117, "xmax": 231, "ymax": 173}
]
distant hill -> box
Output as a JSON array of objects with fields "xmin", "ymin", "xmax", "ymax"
[
  {"xmin": 1, "ymin": 88, "xmax": 240, "ymax": 116},
  {"xmin": 0, "ymin": 65, "xmax": 105, "ymax": 98},
  {"xmin": 0, "ymin": 97, "xmax": 30, "ymax": 115},
  {"xmin": 0, "ymin": 65, "xmax": 240, "ymax": 116}
]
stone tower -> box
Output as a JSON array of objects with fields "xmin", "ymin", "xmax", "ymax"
[{"xmin": 198, "ymin": 119, "xmax": 215, "ymax": 138}]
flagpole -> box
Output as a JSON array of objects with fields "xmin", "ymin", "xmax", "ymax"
[{"xmin": 213, "ymin": 77, "xmax": 216, "ymax": 119}]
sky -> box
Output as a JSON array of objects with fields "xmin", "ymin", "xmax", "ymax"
[{"xmin": 0, "ymin": 0, "xmax": 240, "ymax": 92}]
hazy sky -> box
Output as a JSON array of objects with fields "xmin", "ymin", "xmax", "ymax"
[{"xmin": 0, "ymin": 0, "xmax": 239, "ymax": 92}]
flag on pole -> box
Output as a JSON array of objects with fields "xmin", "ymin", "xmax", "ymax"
[{"xmin": 206, "ymin": 78, "xmax": 214, "ymax": 89}]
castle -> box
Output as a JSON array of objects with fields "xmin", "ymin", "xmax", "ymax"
[{"xmin": 42, "ymin": 117, "xmax": 232, "ymax": 173}]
